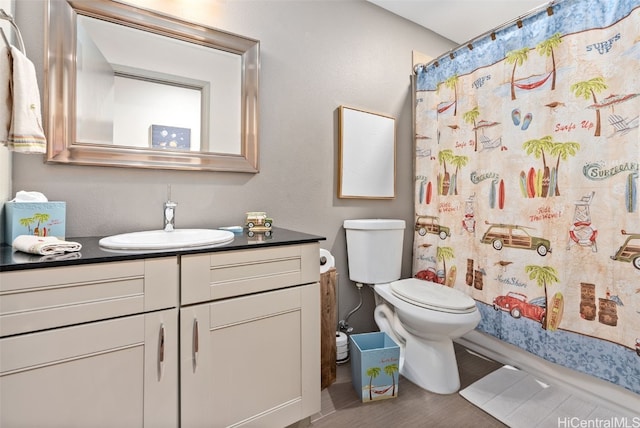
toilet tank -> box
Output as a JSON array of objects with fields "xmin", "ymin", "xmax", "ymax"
[{"xmin": 343, "ymin": 219, "xmax": 405, "ymax": 284}]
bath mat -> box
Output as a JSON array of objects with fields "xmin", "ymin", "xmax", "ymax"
[{"xmin": 459, "ymin": 365, "xmax": 627, "ymax": 427}]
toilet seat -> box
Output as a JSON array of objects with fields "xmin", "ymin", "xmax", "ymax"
[{"xmin": 390, "ymin": 278, "xmax": 477, "ymax": 314}]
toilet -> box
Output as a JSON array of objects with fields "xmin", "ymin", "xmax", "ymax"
[{"xmin": 344, "ymin": 219, "xmax": 480, "ymax": 394}]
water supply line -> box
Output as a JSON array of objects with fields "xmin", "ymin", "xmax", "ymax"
[
  {"xmin": 338, "ymin": 282, "xmax": 364, "ymax": 333},
  {"xmin": 336, "ymin": 282, "xmax": 365, "ymax": 365}
]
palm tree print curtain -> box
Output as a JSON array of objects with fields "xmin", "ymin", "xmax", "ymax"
[{"xmin": 413, "ymin": 0, "xmax": 640, "ymax": 394}]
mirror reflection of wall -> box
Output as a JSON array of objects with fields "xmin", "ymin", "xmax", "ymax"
[
  {"xmin": 76, "ymin": 18, "xmax": 113, "ymax": 144},
  {"xmin": 75, "ymin": 14, "xmax": 241, "ymax": 154},
  {"xmin": 113, "ymin": 75, "xmax": 202, "ymax": 151}
]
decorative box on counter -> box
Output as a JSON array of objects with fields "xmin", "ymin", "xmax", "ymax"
[{"xmin": 4, "ymin": 202, "xmax": 66, "ymax": 244}]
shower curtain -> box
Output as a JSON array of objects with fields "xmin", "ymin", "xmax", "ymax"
[{"xmin": 413, "ymin": 0, "xmax": 640, "ymax": 394}]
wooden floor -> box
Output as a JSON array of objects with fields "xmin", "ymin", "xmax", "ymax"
[{"xmin": 310, "ymin": 343, "xmax": 508, "ymax": 428}]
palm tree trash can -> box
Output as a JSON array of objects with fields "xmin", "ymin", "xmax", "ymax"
[{"xmin": 349, "ymin": 332, "xmax": 400, "ymax": 402}]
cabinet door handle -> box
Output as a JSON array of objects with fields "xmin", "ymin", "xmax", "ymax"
[
  {"xmin": 192, "ymin": 318, "xmax": 199, "ymax": 370},
  {"xmin": 158, "ymin": 323, "xmax": 165, "ymax": 380}
]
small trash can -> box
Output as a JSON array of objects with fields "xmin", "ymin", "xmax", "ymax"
[{"xmin": 349, "ymin": 332, "xmax": 400, "ymax": 402}]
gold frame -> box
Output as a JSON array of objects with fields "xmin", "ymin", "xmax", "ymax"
[{"xmin": 338, "ymin": 106, "xmax": 396, "ymax": 199}]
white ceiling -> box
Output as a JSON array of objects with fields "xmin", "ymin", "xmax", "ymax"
[{"xmin": 368, "ymin": 0, "xmax": 548, "ymax": 44}]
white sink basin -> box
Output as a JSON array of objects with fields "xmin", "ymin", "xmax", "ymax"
[{"xmin": 99, "ymin": 229, "xmax": 235, "ymax": 250}]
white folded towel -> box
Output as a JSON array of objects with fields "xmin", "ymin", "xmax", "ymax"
[
  {"xmin": 5, "ymin": 46, "xmax": 46, "ymax": 153},
  {"xmin": 13, "ymin": 235, "xmax": 82, "ymax": 255},
  {"xmin": 0, "ymin": 45, "xmax": 10, "ymax": 143},
  {"xmin": 11, "ymin": 250, "xmax": 82, "ymax": 263}
]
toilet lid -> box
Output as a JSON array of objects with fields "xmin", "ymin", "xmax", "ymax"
[{"xmin": 390, "ymin": 278, "xmax": 477, "ymax": 313}]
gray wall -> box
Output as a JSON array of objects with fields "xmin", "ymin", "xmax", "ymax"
[{"xmin": 13, "ymin": 0, "xmax": 455, "ymax": 333}]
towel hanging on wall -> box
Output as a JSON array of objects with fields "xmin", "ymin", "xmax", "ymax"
[
  {"xmin": 0, "ymin": 8, "xmax": 46, "ymax": 154},
  {"xmin": 4, "ymin": 45, "xmax": 47, "ymax": 153},
  {"xmin": 0, "ymin": 45, "xmax": 10, "ymax": 143}
]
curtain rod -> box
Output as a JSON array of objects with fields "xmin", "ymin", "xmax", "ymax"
[{"xmin": 414, "ymin": 0, "xmax": 558, "ymax": 73}]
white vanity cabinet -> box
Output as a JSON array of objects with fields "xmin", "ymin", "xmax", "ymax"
[
  {"xmin": 0, "ymin": 257, "xmax": 179, "ymax": 428},
  {"xmin": 180, "ymin": 243, "xmax": 321, "ymax": 428},
  {"xmin": 0, "ymin": 235, "xmax": 323, "ymax": 428}
]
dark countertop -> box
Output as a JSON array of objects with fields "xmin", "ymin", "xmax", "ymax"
[{"xmin": 0, "ymin": 227, "xmax": 326, "ymax": 271}]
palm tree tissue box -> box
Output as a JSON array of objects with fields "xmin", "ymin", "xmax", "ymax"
[
  {"xmin": 4, "ymin": 202, "xmax": 66, "ymax": 244},
  {"xmin": 350, "ymin": 332, "xmax": 400, "ymax": 403}
]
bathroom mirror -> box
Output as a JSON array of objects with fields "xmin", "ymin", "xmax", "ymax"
[
  {"xmin": 338, "ymin": 106, "xmax": 396, "ymax": 199},
  {"xmin": 45, "ymin": 0, "xmax": 259, "ymax": 172}
]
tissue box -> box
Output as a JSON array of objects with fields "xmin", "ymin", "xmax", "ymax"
[
  {"xmin": 350, "ymin": 332, "xmax": 400, "ymax": 402},
  {"xmin": 4, "ymin": 202, "xmax": 66, "ymax": 244}
]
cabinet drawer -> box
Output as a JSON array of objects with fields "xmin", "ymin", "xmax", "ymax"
[
  {"xmin": 0, "ymin": 257, "xmax": 178, "ymax": 337},
  {"xmin": 181, "ymin": 243, "xmax": 319, "ymax": 305}
]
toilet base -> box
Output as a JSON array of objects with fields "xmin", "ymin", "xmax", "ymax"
[
  {"xmin": 401, "ymin": 336, "xmax": 460, "ymax": 394},
  {"xmin": 373, "ymin": 302, "xmax": 462, "ymax": 394}
]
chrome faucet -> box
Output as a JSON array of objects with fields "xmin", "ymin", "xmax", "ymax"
[{"xmin": 163, "ymin": 185, "xmax": 177, "ymax": 232}]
